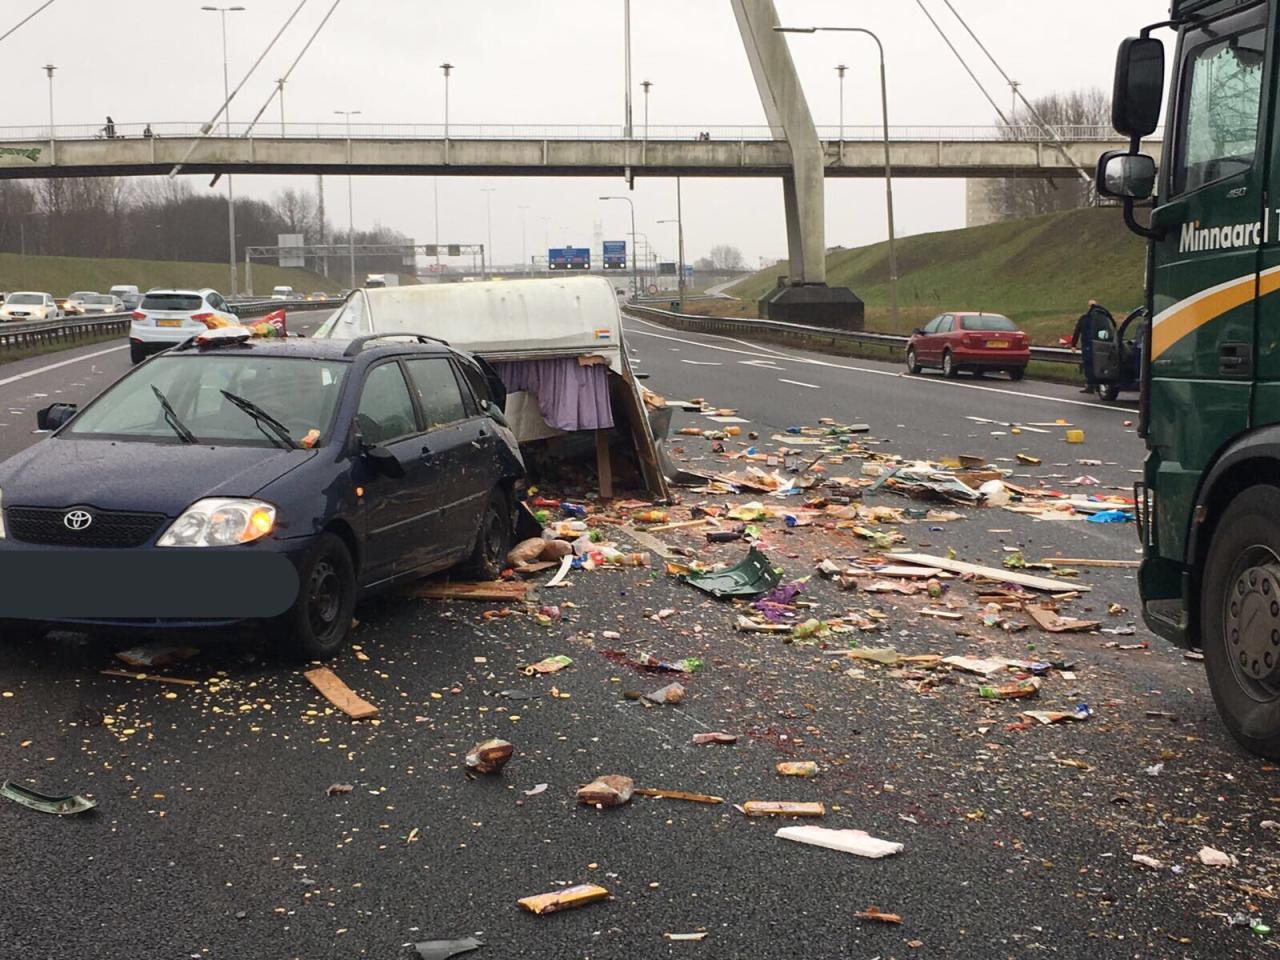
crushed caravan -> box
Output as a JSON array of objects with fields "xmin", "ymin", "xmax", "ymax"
[{"xmin": 315, "ymin": 277, "xmax": 670, "ymax": 500}]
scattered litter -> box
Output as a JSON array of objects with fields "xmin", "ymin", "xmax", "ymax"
[
  {"xmin": 100, "ymin": 669, "xmax": 199, "ymax": 687},
  {"xmin": 737, "ymin": 801, "xmax": 826, "ymax": 818},
  {"xmin": 114, "ymin": 642, "xmax": 199, "ymax": 668},
  {"xmin": 978, "ymin": 678, "xmax": 1041, "ymax": 700},
  {"xmin": 1016, "ymin": 453, "xmax": 1041, "ymax": 465},
  {"xmin": 1087, "ymin": 510, "xmax": 1133, "ymax": 523},
  {"xmin": 1198, "ymin": 846, "xmax": 1237, "ymax": 867},
  {"xmin": 576, "ymin": 775, "xmax": 635, "ymax": 808},
  {"xmin": 681, "ymin": 548, "xmax": 783, "ymax": 598},
  {"xmin": 634, "ymin": 788, "xmax": 725, "ymax": 804},
  {"xmin": 523, "ymin": 655, "xmax": 573, "ymax": 675},
  {"xmin": 517, "ymin": 884, "xmax": 610, "ymax": 915},
  {"xmin": 412, "ymin": 937, "xmax": 484, "ymax": 960},
  {"xmin": 1024, "ymin": 605, "xmax": 1100, "ymax": 633},
  {"xmin": 776, "ymin": 761, "xmax": 818, "ymax": 777},
  {"xmin": 1021, "ymin": 705, "xmax": 1091, "ymax": 724},
  {"xmin": 775, "ymin": 825, "xmax": 903, "ymax": 858},
  {"xmin": 643, "ymin": 682, "xmax": 686, "ymax": 704},
  {"xmin": 326, "ymin": 783, "xmax": 354, "ymax": 796},
  {"xmin": 890, "ymin": 553, "xmax": 1090, "ymax": 593},
  {"xmin": 0, "ymin": 780, "xmax": 96, "ymax": 816},
  {"xmin": 1065, "ymin": 429, "xmax": 1085, "ymax": 443},
  {"xmin": 522, "ymin": 783, "xmax": 548, "ymax": 797},
  {"xmin": 664, "ymin": 933, "xmax": 708, "ymax": 942},
  {"xmin": 855, "ymin": 907, "xmax": 903, "ymax": 924},
  {"xmin": 415, "ymin": 581, "xmax": 530, "ymax": 601},
  {"xmin": 942, "ymin": 655, "xmax": 1010, "ymax": 677},
  {"xmin": 1132, "ymin": 854, "xmax": 1165, "ymax": 870},
  {"xmin": 692, "ymin": 732, "xmax": 738, "ymax": 745},
  {"xmin": 465, "ymin": 739, "xmax": 513, "ymax": 774},
  {"xmin": 303, "ymin": 667, "xmax": 379, "ymax": 720},
  {"xmin": 1144, "ymin": 763, "xmax": 1164, "ymax": 777}
]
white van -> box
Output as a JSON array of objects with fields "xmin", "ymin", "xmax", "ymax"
[
  {"xmin": 108, "ymin": 284, "xmax": 141, "ymax": 309},
  {"xmin": 271, "ymin": 285, "xmax": 294, "ymax": 300},
  {"xmin": 316, "ymin": 276, "xmax": 669, "ymax": 498}
]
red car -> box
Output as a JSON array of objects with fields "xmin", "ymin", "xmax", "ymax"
[{"xmin": 905, "ymin": 312, "xmax": 1030, "ymax": 380}]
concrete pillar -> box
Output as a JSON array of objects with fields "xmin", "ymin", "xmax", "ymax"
[{"xmin": 730, "ymin": 0, "xmax": 825, "ymax": 286}]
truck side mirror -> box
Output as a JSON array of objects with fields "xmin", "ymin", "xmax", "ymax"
[
  {"xmin": 1112, "ymin": 36, "xmax": 1165, "ymax": 138},
  {"xmin": 1096, "ymin": 150, "xmax": 1156, "ymax": 200}
]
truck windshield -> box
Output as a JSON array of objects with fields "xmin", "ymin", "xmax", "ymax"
[
  {"xmin": 1174, "ymin": 10, "xmax": 1266, "ymax": 195},
  {"xmin": 65, "ymin": 355, "xmax": 348, "ymax": 446}
]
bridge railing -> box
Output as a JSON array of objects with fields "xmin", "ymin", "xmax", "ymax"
[{"xmin": 0, "ymin": 121, "xmax": 1163, "ymax": 144}]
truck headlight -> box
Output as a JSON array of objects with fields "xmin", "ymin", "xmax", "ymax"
[{"xmin": 157, "ymin": 498, "xmax": 276, "ymax": 547}]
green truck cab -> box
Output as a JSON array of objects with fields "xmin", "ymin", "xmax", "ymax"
[{"xmin": 1100, "ymin": 0, "xmax": 1280, "ymax": 757}]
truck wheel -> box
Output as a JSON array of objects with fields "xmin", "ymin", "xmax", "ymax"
[
  {"xmin": 905, "ymin": 348, "xmax": 921, "ymax": 375},
  {"xmin": 1098, "ymin": 383, "xmax": 1119, "ymax": 401},
  {"xmin": 1201, "ymin": 485, "xmax": 1280, "ymax": 759},
  {"xmin": 942, "ymin": 350, "xmax": 958, "ymax": 378},
  {"xmin": 285, "ymin": 532, "xmax": 357, "ymax": 661},
  {"xmin": 459, "ymin": 488, "xmax": 513, "ymax": 581}
]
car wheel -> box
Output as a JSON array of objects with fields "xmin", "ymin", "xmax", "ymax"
[
  {"xmin": 942, "ymin": 350, "xmax": 958, "ymax": 378},
  {"xmin": 459, "ymin": 488, "xmax": 514, "ymax": 580},
  {"xmin": 285, "ymin": 532, "xmax": 357, "ymax": 661},
  {"xmin": 1008, "ymin": 367, "xmax": 1026, "ymax": 382},
  {"xmin": 1201, "ymin": 485, "xmax": 1280, "ymax": 759},
  {"xmin": 129, "ymin": 342, "xmax": 146, "ymax": 365},
  {"xmin": 0, "ymin": 620, "xmax": 48, "ymax": 644},
  {"xmin": 1098, "ymin": 382, "xmax": 1119, "ymax": 401},
  {"xmin": 905, "ymin": 348, "xmax": 921, "ymax": 375}
]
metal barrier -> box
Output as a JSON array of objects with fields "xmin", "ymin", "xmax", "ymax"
[
  {"xmin": 622, "ymin": 302, "xmax": 1079, "ymax": 367},
  {"xmin": 0, "ymin": 298, "xmax": 341, "ymax": 354}
]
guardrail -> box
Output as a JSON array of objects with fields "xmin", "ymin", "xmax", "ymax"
[
  {"xmin": 622, "ymin": 302, "xmax": 1079, "ymax": 367},
  {"xmin": 0, "ymin": 298, "xmax": 341, "ymax": 354}
]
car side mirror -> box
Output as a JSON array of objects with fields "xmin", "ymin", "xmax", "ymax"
[
  {"xmin": 478, "ymin": 398, "xmax": 510, "ymax": 429},
  {"xmin": 362, "ymin": 442, "xmax": 405, "ymax": 478},
  {"xmin": 1112, "ymin": 36, "xmax": 1164, "ymax": 138},
  {"xmin": 1096, "ymin": 150, "xmax": 1156, "ymax": 200},
  {"xmin": 912, "ymin": 328, "xmax": 925, "ymax": 336},
  {"xmin": 37, "ymin": 402, "xmax": 77, "ymax": 431}
]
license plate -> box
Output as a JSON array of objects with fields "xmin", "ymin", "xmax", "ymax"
[
  {"xmin": 986, "ymin": 340, "xmax": 1009, "ymax": 348},
  {"xmin": 156, "ymin": 319, "xmax": 184, "ymax": 327}
]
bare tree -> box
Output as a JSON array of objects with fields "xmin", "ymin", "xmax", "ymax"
[
  {"xmin": 274, "ymin": 188, "xmax": 318, "ymax": 237},
  {"xmin": 707, "ymin": 244, "xmax": 747, "ymax": 272}
]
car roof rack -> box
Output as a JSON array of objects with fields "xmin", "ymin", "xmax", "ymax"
[{"xmin": 342, "ymin": 333, "xmax": 451, "ymax": 357}]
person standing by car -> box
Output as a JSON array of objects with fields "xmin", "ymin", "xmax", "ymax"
[{"xmin": 1071, "ymin": 299, "xmax": 1108, "ymax": 394}]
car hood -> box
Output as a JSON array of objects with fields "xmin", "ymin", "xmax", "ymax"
[{"xmin": 0, "ymin": 438, "xmax": 317, "ymax": 515}]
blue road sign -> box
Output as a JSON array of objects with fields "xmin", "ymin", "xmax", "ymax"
[
  {"xmin": 549, "ymin": 246, "xmax": 591, "ymax": 270},
  {"xmin": 603, "ymin": 240, "xmax": 627, "ymax": 270}
]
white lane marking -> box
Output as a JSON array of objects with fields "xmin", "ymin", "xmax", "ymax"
[
  {"xmin": 0, "ymin": 344, "xmax": 127, "ymax": 388},
  {"xmin": 679, "ymin": 359, "xmax": 722, "ymax": 366},
  {"xmin": 740, "ymin": 359, "xmax": 781, "ymax": 368},
  {"xmin": 778, "ymin": 378, "xmax": 820, "ymax": 389},
  {"xmin": 625, "ymin": 316, "xmax": 1130, "ymax": 414}
]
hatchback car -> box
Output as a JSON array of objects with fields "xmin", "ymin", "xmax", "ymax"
[
  {"xmin": 0, "ymin": 292, "xmax": 60, "ymax": 322},
  {"xmin": 77, "ymin": 293, "xmax": 124, "ymax": 315},
  {"xmin": 0, "ymin": 332, "xmax": 523, "ymax": 658},
  {"xmin": 905, "ymin": 312, "xmax": 1030, "ymax": 380},
  {"xmin": 129, "ymin": 288, "xmax": 238, "ymax": 363}
]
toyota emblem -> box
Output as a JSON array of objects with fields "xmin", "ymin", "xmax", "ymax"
[{"xmin": 63, "ymin": 510, "xmax": 93, "ymax": 531}]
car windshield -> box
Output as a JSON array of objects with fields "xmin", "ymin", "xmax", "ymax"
[
  {"xmin": 65, "ymin": 354, "xmax": 349, "ymax": 446},
  {"xmin": 71, "ymin": 292, "xmax": 95, "ymax": 299},
  {"xmin": 7, "ymin": 294, "xmax": 41, "ymax": 305},
  {"xmin": 961, "ymin": 315, "xmax": 1016, "ymax": 332},
  {"xmin": 141, "ymin": 293, "xmax": 202, "ymax": 311},
  {"xmin": 84, "ymin": 294, "xmax": 113, "ymax": 304}
]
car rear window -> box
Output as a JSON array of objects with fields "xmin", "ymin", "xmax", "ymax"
[
  {"xmin": 141, "ymin": 294, "xmax": 202, "ymax": 311},
  {"xmin": 85, "ymin": 294, "xmax": 113, "ymax": 304},
  {"xmin": 961, "ymin": 315, "xmax": 1016, "ymax": 332}
]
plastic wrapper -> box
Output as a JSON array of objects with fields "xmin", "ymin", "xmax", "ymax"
[{"xmin": 517, "ymin": 883, "xmax": 609, "ymax": 915}]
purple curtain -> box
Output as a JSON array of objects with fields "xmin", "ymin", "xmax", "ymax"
[{"xmin": 493, "ymin": 359, "xmax": 614, "ymax": 432}]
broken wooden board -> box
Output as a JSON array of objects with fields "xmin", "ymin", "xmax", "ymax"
[
  {"xmin": 414, "ymin": 581, "xmax": 530, "ymax": 601},
  {"xmin": 872, "ymin": 565, "xmax": 945, "ymax": 579},
  {"xmin": 101, "ymin": 669, "xmax": 200, "ymax": 687},
  {"xmin": 920, "ymin": 608, "xmax": 964, "ymax": 620},
  {"xmin": 1038, "ymin": 557, "xmax": 1140, "ymax": 568},
  {"xmin": 634, "ymin": 788, "xmax": 725, "ymax": 805},
  {"xmin": 1024, "ymin": 604, "xmax": 1100, "ymax": 633},
  {"xmin": 303, "ymin": 667, "xmax": 380, "ymax": 720},
  {"xmin": 888, "ymin": 552, "xmax": 1090, "ymax": 593}
]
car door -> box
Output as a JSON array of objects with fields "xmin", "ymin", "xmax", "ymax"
[
  {"xmin": 352, "ymin": 361, "xmax": 436, "ymax": 583},
  {"xmin": 403, "ymin": 356, "xmax": 494, "ymax": 562},
  {"xmin": 927, "ymin": 315, "xmax": 953, "ymax": 365}
]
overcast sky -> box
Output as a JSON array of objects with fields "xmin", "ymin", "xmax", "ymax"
[{"xmin": 4, "ymin": 0, "xmax": 1169, "ymax": 268}]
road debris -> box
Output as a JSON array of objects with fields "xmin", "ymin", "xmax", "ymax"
[
  {"xmin": 0, "ymin": 780, "xmax": 96, "ymax": 815},
  {"xmin": 890, "ymin": 553, "xmax": 1090, "ymax": 592},
  {"xmin": 1024, "ymin": 604, "xmax": 1100, "ymax": 633},
  {"xmin": 692, "ymin": 732, "xmax": 738, "ymax": 745},
  {"xmin": 1021, "ymin": 705, "xmax": 1092, "ymax": 724},
  {"xmin": 642, "ymin": 682, "xmax": 686, "ymax": 704},
  {"xmin": 737, "ymin": 801, "xmax": 826, "ymax": 818},
  {"xmin": 664, "ymin": 932, "xmax": 709, "ymax": 941},
  {"xmin": 776, "ymin": 761, "xmax": 819, "ymax": 777},
  {"xmin": 325, "ymin": 783, "xmax": 354, "ymax": 796},
  {"xmin": 415, "ymin": 581, "xmax": 530, "ymax": 601},
  {"xmin": 517, "ymin": 884, "xmax": 610, "ymax": 915},
  {"xmin": 303, "ymin": 667, "xmax": 379, "ymax": 720},
  {"xmin": 576, "ymin": 774, "xmax": 635, "ymax": 808},
  {"xmin": 775, "ymin": 826, "xmax": 904, "ymax": 858},
  {"xmin": 100, "ymin": 669, "xmax": 200, "ymax": 687},
  {"xmin": 465, "ymin": 738, "xmax": 513, "ymax": 774},
  {"xmin": 978, "ymin": 678, "xmax": 1041, "ymax": 700},
  {"xmin": 1132, "ymin": 854, "xmax": 1165, "ymax": 870},
  {"xmin": 681, "ymin": 547, "xmax": 783, "ymax": 598},
  {"xmin": 855, "ymin": 907, "xmax": 904, "ymax": 924},
  {"xmin": 412, "ymin": 936, "xmax": 484, "ymax": 960},
  {"xmin": 1198, "ymin": 846, "xmax": 1238, "ymax": 867},
  {"xmin": 522, "ymin": 783, "xmax": 549, "ymax": 797},
  {"xmin": 114, "ymin": 641, "xmax": 199, "ymax": 668},
  {"xmin": 523, "ymin": 655, "xmax": 573, "ymax": 675},
  {"xmin": 634, "ymin": 788, "xmax": 725, "ymax": 804}
]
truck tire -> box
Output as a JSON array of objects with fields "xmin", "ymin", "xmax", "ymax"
[
  {"xmin": 1098, "ymin": 382, "xmax": 1119, "ymax": 401},
  {"xmin": 1201, "ymin": 484, "xmax": 1280, "ymax": 759}
]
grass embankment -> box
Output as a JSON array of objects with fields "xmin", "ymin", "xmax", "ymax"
[
  {"xmin": 0, "ymin": 253, "xmax": 338, "ymax": 298},
  {"xmin": 721, "ymin": 207, "xmax": 1145, "ymax": 345}
]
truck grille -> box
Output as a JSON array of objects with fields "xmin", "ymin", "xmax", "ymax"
[{"xmin": 7, "ymin": 506, "xmax": 167, "ymax": 547}]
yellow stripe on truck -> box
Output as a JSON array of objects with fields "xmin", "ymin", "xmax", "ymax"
[{"xmin": 1151, "ymin": 264, "xmax": 1280, "ymax": 359}]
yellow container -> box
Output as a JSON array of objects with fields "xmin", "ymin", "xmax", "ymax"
[{"xmin": 1065, "ymin": 429, "xmax": 1085, "ymax": 444}]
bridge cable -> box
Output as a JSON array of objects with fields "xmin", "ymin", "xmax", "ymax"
[
  {"xmin": 937, "ymin": 0, "xmax": 1093, "ymax": 186},
  {"xmin": 167, "ymin": 0, "xmax": 310, "ymax": 178},
  {"xmin": 912, "ymin": 0, "xmax": 1011, "ymax": 126},
  {"xmin": 0, "ymin": 0, "xmax": 56, "ymax": 46},
  {"xmin": 241, "ymin": 0, "xmax": 343, "ymax": 138}
]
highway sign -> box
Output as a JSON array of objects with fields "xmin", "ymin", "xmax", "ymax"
[
  {"xmin": 549, "ymin": 247, "xmax": 591, "ymax": 270},
  {"xmin": 603, "ymin": 240, "xmax": 627, "ymax": 270}
]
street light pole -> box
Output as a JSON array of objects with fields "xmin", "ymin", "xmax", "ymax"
[
  {"xmin": 480, "ymin": 187, "xmax": 496, "ymax": 278},
  {"xmin": 600, "ymin": 196, "xmax": 637, "ymax": 299},
  {"xmin": 334, "ymin": 108, "xmax": 362, "ymax": 288},
  {"xmin": 835, "ymin": 64, "xmax": 846, "ymax": 146},
  {"xmin": 776, "ymin": 25, "xmax": 899, "ymax": 329},
  {"xmin": 641, "ymin": 79, "xmax": 651, "ymax": 141},
  {"xmin": 202, "ymin": 4, "xmax": 246, "ymax": 298},
  {"xmin": 440, "ymin": 62, "xmax": 453, "ymax": 138},
  {"xmin": 623, "ymin": 0, "xmax": 632, "ymax": 138},
  {"xmin": 275, "ymin": 77, "xmax": 286, "ymax": 135},
  {"xmin": 518, "ymin": 204, "xmax": 529, "ymax": 276},
  {"xmin": 42, "ymin": 64, "xmax": 55, "ymax": 164}
]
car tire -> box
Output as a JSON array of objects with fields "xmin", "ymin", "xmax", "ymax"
[
  {"xmin": 129, "ymin": 342, "xmax": 146, "ymax": 365},
  {"xmin": 1201, "ymin": 485, "xmax": 1280, "ymax": 759},
  {"xmin": 1098, "ymin": 382, "xmax": 1119, "ymax": 400},
  {"xmin": 285, "ymin": 532, "xmax": 357, "ymax": 661},
  {"xmin": 459, "ymin": 488, "xmax": 514, "ymax": 581},
  {"xmin": 1008, "ymin": 367, "xmax": 1026, "ymax": 382},
  {"xmin": 942, "ymin": 350, "xmax": 958, "ymax": 378},
  {"xmin": 905, "ymin": 348, "xmax": 921, "ymax": 375}
]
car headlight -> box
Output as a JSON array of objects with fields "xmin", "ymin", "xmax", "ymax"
[{"xmin": 157, "ymin": 497, "xmax": 276, "ymax": 547}]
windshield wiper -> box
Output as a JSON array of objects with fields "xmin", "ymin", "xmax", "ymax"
[
  {"xmin": 151, "ymin": 385, "xmax": 196, "ymax": 444},
  {"xmin": 220, "ymin": 390, "xmax": 299, "ymax": 450}
]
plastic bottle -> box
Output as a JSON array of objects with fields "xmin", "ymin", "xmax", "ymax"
[{"xmin": 634, "ymin": 509, "xmax": 669, "ymax": 524}]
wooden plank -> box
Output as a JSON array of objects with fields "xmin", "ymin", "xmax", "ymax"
[
  {"xmin": 303, "ymin": 666, "xmax": 380, "ymax": 720},
  {"xmin": 595, "ymin": 428, "xmax": 614, "ymax": 499},
  {"xmin": 889, "ymin": 552, "xmax": 1090, "ymax": 592},
  {"xmin": 1039, "ymin": 557, "xmax": 1139, "ymax": 568},
  {"xmin": 646, "ymin": 518, "xmax": 709, "ymax": 533},
  {"xmin": 414, "ymin": 581, "xmax": 530, "ymax": 601},
  {"xmin": 101, "ymin": 669, "xmax": 199, "ymax": 687}
]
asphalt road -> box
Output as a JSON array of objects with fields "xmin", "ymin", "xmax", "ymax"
[{"xmin": 0, "ymin": 313, "xmax": 1275, "ymax": 960}]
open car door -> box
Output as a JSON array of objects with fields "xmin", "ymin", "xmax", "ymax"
[{"xmin": 1089, "ymin": 306, "xmax": 1122, "ymax": 384}]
